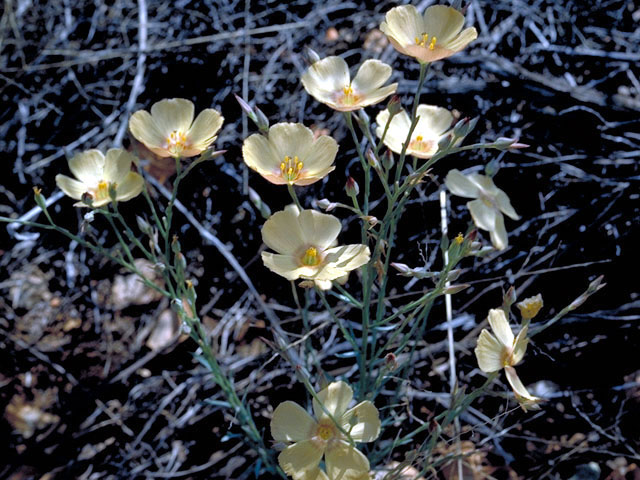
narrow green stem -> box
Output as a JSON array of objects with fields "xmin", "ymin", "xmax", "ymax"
[{"xmin": 287, "ymin": 183, "xmax": 303, "ymax": 210}]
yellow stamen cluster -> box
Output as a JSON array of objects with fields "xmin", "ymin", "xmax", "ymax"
[
  {"xmin": 316, "ymin": 423, "xmax": 334, "ymax": 441},
  {"xmin": 414, "ymin": 33, "xmax": 437, "ymax": 50},
  {"xmin": 454, "ymin": 233, "xmax": 464, "ymax": 244},
  {"xmin": 167, "ymin": 130, "xmax": 188, "ymax": 154},
  {"xmin": 280, "ymin": 155, "xmax": 304, "ymax": 182},
  {"xmin": 301, "ymin": 247, "xmax": 320, "ymax": 267},
  {"xmin": 340, "ymin": 84, "xmax": 361, "ymax": 106},
  {"xmin": 409, "ymin": 135, "xmax": 433, "ymax": 152}
]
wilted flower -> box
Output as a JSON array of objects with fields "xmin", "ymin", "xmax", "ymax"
[
  {"xmin": 475, "ymin": 309, "xmax": 542, "ymax": 411},
  {"xmin": 301, "ymin": 56, "xmax": 397, "ymax": 112},
  {"xmin": 261, "ymin": 206, "xmax": 370, "ymax": 290},
  {"xmin": 271, "ymin": 381, "xmax": 380, "ymax": 479},
  {"xmin": 56, "ymin": 149, "xmax": 143, "ymax": 207},
  {"xmin": 242, "ymin": 123, "xmax": 338, "ymax": 186},
  {"xmin": 380, "ymin": 5, "xmax": 477, "ymax": 64},
  {"xmin": 517, "ymin": 294, "xmax": 544, "ymax": 320},
  {"xmin": 376, "ymin": 104, "xmax": 455, "ymax": 159},
  {"xmin": 445, "ymin": 169, "xmax": 519, "ymax": 250},
  {"xmin": 129, "ymin": 98, "xmax": 224, "ymax": 158}
]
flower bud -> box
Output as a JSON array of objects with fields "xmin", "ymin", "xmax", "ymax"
[
  {"xmin": 452, "ymin": 116, "xmax": 478, "ymax": 139},
  {"xmin": 484, "ymin": 159, "xmax": 500, "ymax": 177},
  {"xmin": 444, "ymin": 284, "xmax": 470, "ymax": 295},
  {"xmin": 386, "ymin": 95, "xmax": 402, "ymax": 116},
  {"xmin": 255, "ymin": 106, "xmax": 270, "ymax": 132},
  {"xmin": 305, "ymin": 47, "xmax": 321, "ymax": 65},
  {"xmin": 492, "ymin": 137, "xmax": 530, "ymax": 151},
  {"xmin": 248, "ymin": 187, "xmax": 271, "ymax": 219},
  {"xmin": 81, "ymin": 192, "xmax": 94, "ymax": 207},
  {"xmin": 437, "ymin": 134, "xmax": 452, "ymax": 151},
  {"xmin": 384, "ymin": 353, "xmax": 398, "ymax": 371},
  {"xmin": 391, "ymin": 262, "xmax": 411, "ymax": 274},
  {"xmin": 234, "ymin": 93, "xmax": 254, "ymax": 117},
  {"xmin": 362, "ymin": 215, "xmax": 379, "ymax": 228},
  {"xmin": 382, "ymin": 150, "xmax": 394, "ymax": 171},
  {"xmin": 503, "ymin": 286, "xmax": 517, "ymax": 310},
  {"xmin": 175, "ymin": 251, "xmax": 187, "ymax": 272},
  {"xmin": 345, "ymin": 177, "xmax": 359, "ymax": 197},
  {"xmin": 365, "ymin": 149, "xmax": 381, "ymax": 170},
  {"xmin": 136, "ymin": 216, "xmax": 152, "ymax": 235},
  {"xmin": 33, "ymin": 186, "xmax": 46, "ymax": 210},
  {"xmin": 171, "ymin": 234, "xmax": 181, "ymax": 253},
  {"xmin": 316, "ymin": 198, "xmax": 337, "ymax": 211},
  {"xmin": 357, "ymin": 108, "xmax": 370, "ymax": 127}
]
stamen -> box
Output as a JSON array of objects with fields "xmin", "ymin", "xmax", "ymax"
[
  {"xmin": 416, "ymin": 135, "xmax": 423, "ymax": 142},
  {"xmin": 280, "ymin": 155, "xmax": 304, "ymax": 182},
  {"xmin": 343, "ymin": 85, "xmax": 353, "ymax": 96},
  {"xmin": 316, "ymin": 423, "xmax": 334, "ymax": 441},
  {"xmin": 340, "ymin": 84, "xmax": 360, "ymax": 106},
  {"xmin": 429, "ymin": 36, "xmax": 437, "ymax": 50},
  {"xmin": 166, "ymin": 130, "xmax": 188, "ymax": 154},
  {"xmin": 301, "ymin": 247, "xmax": 320, "ymax": 267}
]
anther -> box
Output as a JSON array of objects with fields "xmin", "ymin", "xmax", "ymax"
[{"xmin": 429, "ymin": 36, "xmax": 437, "ymax": 50}]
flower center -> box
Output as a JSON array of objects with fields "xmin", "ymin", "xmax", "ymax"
[
  {"xmin": 280, "ymin": 155, "xmax": 304, "ymax": 182},
  {"xmin": 340, "ymin": 85, "xmax": 361, "ymax": 106},
  {"xmin": 316, "ymin": 423, "xmax": 334, "ymax": 441},
  {"xmin": 301, "ymin": 247, "xmax": 321, "ymax": 267},
  {"xmin": 167, "ymin": 130, "xmax": 188, "ymax": 155},
  {"xmin": 90, "ymin": 180, "xmax": 111, "ymax": 201},
  {"xmin": 415, "ymin": 33, "xmax": 437, "ymax": 50},
  {"xmin": 409, "ymin": 135, "xmax": 434, "ymax": 152},
  {"xmin": 500, "ymin": 346, "xmax": 515, "ymax": 367}
]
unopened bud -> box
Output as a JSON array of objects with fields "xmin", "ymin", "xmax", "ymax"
[
  {"xmin": 171, "ymin": 235, "xmax": 181, "ymax": 253},
  {"xmin": 391, "ymin": 262, "xmax": 411, "ymax": 274},
  {"xmin": 452, "ymin": 117, "xmax": 473, "ymax": 138},
  {"xmin": 384, "ymin": 353, "xmax": 398, "ymax": 371},
  {"xmin": 357, "ymin": 109, "xmax": 370, "ymax": 127},
  {"xmin": 234, "ymin": 94, "xmax": 254, "ymax": 117},
  {"xmin": 382, "ymin": 150, "xmax": 394, "ymax": 170},
  {"xmin": 136, "ymin": 216, "xmax": 152, "ymax": 235},
  {"xmin": 33, "ymin": 186, "xmax": 46, "ymax": 210},
  {"xmin": 362, "ymin": 215, "xmax": 379, "ymax": 228},
  {"xmin": 316, "ymin": 198, "xmax": 336, "ymax": 211},
  {"xmin": 503, "ymin": 286, "xmax": 517, "ymax": 310},
  {"xmin": 175, "ymin": 252, "xmax": 187, "ymax": 271},
  {"xmin": 437, "ymin": 134, "xmax": 452, "ymax": 151},
  {"xmin": 444, "ymin": 284, "xmax": 470, "ymax": 295},
  {"xmin": 365, "ymin": 149, "xmax": 381, "ymax": 170},
  {"xmin": 255, "ymin": 106, "xmax": 269, "ymax": 132},
  {"xmin": 305, "ymin": 47, "xmax": 321, "ymax": 65},
  {"xmin": 248, "ymin": 187, "xmax": 271, "ymax": 219},
  {"xmin": 345, "ymin": 177, "xmax": 359, "ymax": 197},
  {"xmin": 81, "ymin": 192, "xmax": 94, "ymax": 207},
  {"xmin": 492, "ymin": 137, "xmax": 530, "ymax": 151},
  {"xmin": 517, "ymin": 294, "xmax": 543, "ymax": 320},
  {"xmin": 484, "ymin": 159, "xmax": 500, "ymax": 177},
  {"xmin": 386, "ymin": 95, "xmax": 402, "ymax": 116}
]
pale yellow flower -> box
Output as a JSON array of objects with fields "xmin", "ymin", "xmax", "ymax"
[
  {"xmin": 376, "ymin": 104, "xmax": 454, "ymax": 159},
  {"xmin": 55, "ymin": 148, "xmax": 143, "ymax": 207},
  {"xmin": 517, "ymin": 294, "xmax": 544, "ymax": 320},
  {"xmin": 475, "ymin": 309, "xmax": 542, "ymax": 411},
  {"xmin": 129, "ymin": 98, "xmax": 224, "ymax": 158},
  {"xmin": 380, "ymin": 4, "xmax": 477, "ymax": 64},
  {"xmin": 242, "ymin": 123, "xmax": 338, "ymax": 186},
  {"xmin": 271, "ymin": 381, "xmax": 380, "ymax": 480},
  {"xmin": 261, "ymin": 206, "xmax": 370, "ymax": 290},
  {"xmin": 298, "ymin": 467, "xmax": 370, "ymax": 480},
  {"xmin": 445, "ymin": 169, "xmax": 519, "ymax": 250},
  {"xmin": 301, "ymin": 56, "xmax": 397, "ymax": 112}
]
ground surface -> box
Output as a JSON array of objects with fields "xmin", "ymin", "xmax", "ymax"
[{"xmin": 1, "ymin": 0, "xmax": 639, "ymax": 479}]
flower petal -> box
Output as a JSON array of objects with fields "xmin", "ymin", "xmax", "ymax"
[
  {"xmin": 187, "ymin": 108, "xmax": 223, "ymax": 150},
  {"xmin": 103, "ymin": 148, "xmax": 135, "ymax": 185},
  {"xmin": 325, "ymin": 440, "xmax": 370, "ymax": 480},
  {"xmin": 467, "ymin": 198, "xmax": 499, "ymax": 232},
  {"xmin": 150, "ymin": 98, "xmax": 194, "ymax": 136},
  {"xmin": 262, "ymin": 252, "xmax": 316, "ymax": 281},
  {"xmin": 313, "ymin": 381, "xmax": 353, "ymax": 419},
  {"xmin": 447, "ymin": 27, "xmax": 478, "ymax": 52},
  {"xmin": 504, "ymin": 366, "xmax": 542, "ymax": 411},
  {"xmin": 445, "ymin": 169, "xmax": 481, "ymax": 198},
  {"xmin": 243, "ymin": 132, "xmax": 282, "ymax": 178},
  {"xmin": 298, "ymin": 210, "xmax": 342, "ymax": 250},
  {"xmin": 423, "ymin": 5, "xmax": 465, "ymax": 44},
  {"xmin": 271, "ymin": 401, "xmax": 317, "ymax": 443},
  {"xmin": 487, "ymin": 309, "xmax": 514, "ymax": 348},
  {"xmin": 69, "ymin": 149, "xmax": 105, "ymax": 184},
  {"xmin": 359, "ymin": 83, "xmax": 398, "ymax": 108},
  {"xmin": 341, "ymin": 401, "xmax": 380, "ymax": 443},
  {"xmin": 380, "ymin": 5, "xmax": 423, "ymax": 50},
  {"xmin": 268, "ymin": 123, "xmax": 315, "ymax": 163},
  {"xmin": 511, "ymin": 325, "xmax": 529, "ymax": 366},
  {"xmin": 474, "ymin": 329, "xmax": 504, "ymax": 372},
  {"xmin": 301, "ymin": 56, "xmax": 350, "ymax": 105},
  {"xmin": 376, "ymin": 109, "xmax": 412, "ymax": 155},
  {"xmin": 278, "ymin": 439, "xmax": 324, "ymax": 477},
  {"xmin": 415, "ymin": 104, "xmax": 454, "ymax": 136},
  {"xmin": 129, "ymin": 110, "xmax": 166, "ymax": 152},
  {"xmin": 297, "ymin": 468, "xmax": 330, "ymax": 480},
  {"xmin": 262, "ymin": 208, "xmax": 305, "ymax": 255},
  {"xmin": 321, "ymin": 245, "xmax": 371, "ymax": 278},
  {"xmin": 115, "ymin": 172, "xmax": 144, "ymax": 202},
  {"xmin": 55, "ymin": 174, "xmax": 87, "ymax": 201},
  {"xmin": 351, "ymin": 59, "xmax": 392, "ymax": 94},
  {"xmin": 300, "ymin": 135, "xmax": 339, "ymax": 178},
  {"xmin": 489, "ymin": 212, "xmax": 509, "ymax": 250},
  {"xmin": 494, "ymin": 189, "xmax": 520, "ymax": 220}
]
